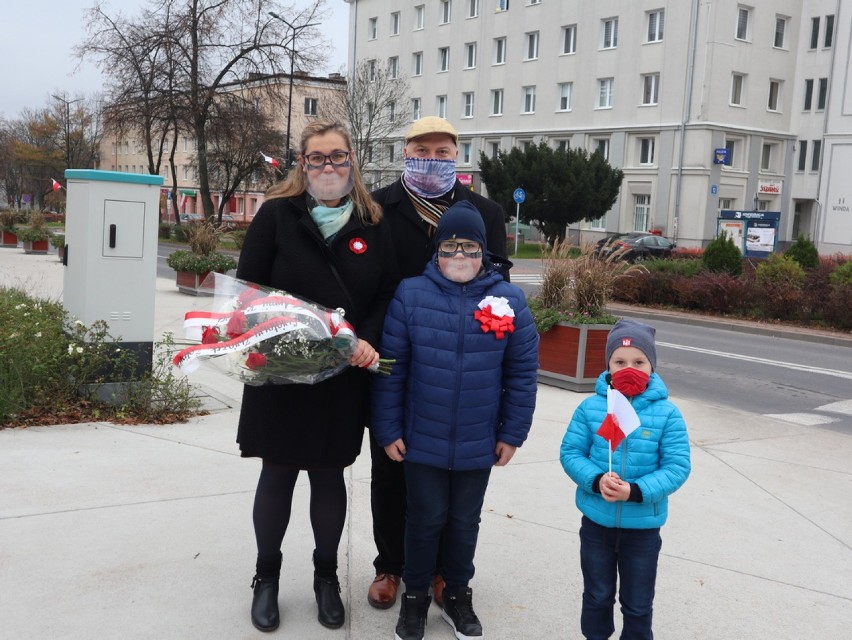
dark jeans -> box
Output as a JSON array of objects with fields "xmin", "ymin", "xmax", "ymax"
[
  {"xmin": 369, "ymin": 431, "xmax": 406, "ymax": 575},
  {"xmin": 579, "ymin": 516, "xmax": 662, "ymax": 640},
  {"xmin": 402, "ymin": 461, "xmax": 491, "ymax": 594}
]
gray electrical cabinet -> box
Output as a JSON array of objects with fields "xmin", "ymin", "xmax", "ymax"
[{"xmin": 63, "ymin": 169, "xmax": 164, "ymax": 376}]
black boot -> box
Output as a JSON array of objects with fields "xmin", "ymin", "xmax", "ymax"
[
  {"xmin": 313, "ymin": 551, "xmax": 344, "ymax": 629},
  {"xmin": 251, "ymin": 553, "xmax": 281, "ymax": 632}
]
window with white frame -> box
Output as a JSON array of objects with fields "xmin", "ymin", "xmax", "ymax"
[
  {"xmin": 817, "ymin": 78, "xmax": 828, "ymax": 109},
  {"xmin": 724, "ymin": 138, "xmax": 739, "ymax": 167},
  {"xmin": 411, "ymin": 98, "xmax": 422, "ymax": 120},
  {"xmin": 797, "ymin": 140, "xmax": 807, "ymax": 171},
  {"xmin": 774, "ymin": 16, "xmax": 787, "ymax": 48},
  {"xmin": 413, "ymin": 52, "xmax": 423, "ymax": 76},
  {"xmin": 368, "ymin": 59, "xmax": 377, "ymax": 81},
  {"xmin": 465, "ymin": 43, "xmax": 477, "ymax": 68},
  {"xmin": 494, "ymin": 37, "xmax": 506, "ymax": 64},
  {"xmin": 598, "ymin": 78, "xmax": 613, "ymax": 108},
  {"xmin": 602, "ymin": 18, "xmax": 618, "ymax": 49},
  {"xmin": 386, "ymin": 144, "xmax": 395, "ymax": 163},
  {"xmin": 304, "ymin": 97, "xmax": 318, "ymax": 115},
  {"xmin": 555, "ymin": 140, "xmax": 569, "ymax": 152},
  {"xmin": 440, "ymin": 0, "xmax": 451, "ymax": 24},
  {"xmin": 593, "ymin": 138, "xmax": 610, "ymax": 159},
  {"xmin": 391, "ymin": 12, "xmax": 400, "ymax": 35},
  {"xmin": 491, "ymin": 89, "xmax": 504, "ymax": 115},
  {"xmin": 461, "ymin": 141, "xmax": 472, "ymax": 164},
  {"xmin": 388, "ymin": 101, "xmax": 396, "ymax": 122},
  {"xmin": 730, "ymin": 73, "xmax": 744, "ymax": 105},
  {"xmin": 639, "ymin": 138, "xmax": 655, "ymax": 165},
  {"xmin": 367, "ymin": 102, "xmax": 375, "ymax": 119},
  {"xmin": 523, "ymin": 86, "xmax": 536, "ymax": 113},
  {"xmin": 735, "ymin": 6, "xmax": 750, "ymax": 41},
  {"xmin": 811, "ymin": 139, "xmax": 822, "ymax": 171},
  {"xmin": 647, "ymin": 10, "xmax": 664, "ymax": 42},
  {"xmin": 414, "ymin": 5, "xmax": 425, "ymax": 30},
  {"xmin": 767, "ymin": 80, "xmax": 781, "ymax": 111},
  {"xmin": 368, "ymin": 17, "xmax": 378, "ymax": 39},
  {"xmin": 803, "ymin": 79, "xmax": 813, "ymax": 110},
  {"xmin": 437, "ymin": 95, "xmax": 447, "ymax": 118},
  {"xmin": 439, "ymin": 47, "xmax": 450, "ymax": 72},
  {"xmin": 760, "ymin": 143, "xmax": 772, "ymax": 171},
  {"xmin": 528, "ymin": 0, "xmax": 541, "ymax": 5},
  {"xmin": 634, "ymin": 194, "xmax": 651, "ymax": 231},
  {"xmin": 642, "ymin": 73, "xmax": 659, "ymax": 105},
  {"xmin": 558, "ymin": 82, "xmax": 573, "ymax": 111},
  {"xmin": 719, "ymin": 198, "xmax": 733, "ymax": 210},
  {"xmin": 562, "ymin": 25, "xmax": 577, "ymax": 54},
  {"xmin": 496, "ymin": 1, "xmax": 509, "ymax": 12},
  {"xmin": 489, "ymin": 141, "xmax": 500, "ymax": 158},
  {"xmin": 825, "ymin": 15, "xmax": 835, "ymax": 47},
  {"xmin": 810, "ymin": 17, "xmax": 820, "ymax": 49},
  {"xmin": 389, "ymin": 56, "xmax": 399, "ymax": 78},
  {"xmin": 467, "ymin": 0, "xmax": 479, "ymax": 18},
  {"xmin": 525, "ymin": 31, "xmax": 539, "ymax": 60},
  {"xmin": 463, "ymin": 92, "xmax": 475, "ymax": 118}
]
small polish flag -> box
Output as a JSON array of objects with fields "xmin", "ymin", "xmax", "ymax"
[
  {"xmin": 260, "ymin": 152, "xmax": 280, "ymax": 168},
  {"xmin": 51, "ymin": 178, "xmax": 63, "ymax": 191},
  {"xmin": 596, "ymin": 386, "xmax": 641, "ymax": 452}
]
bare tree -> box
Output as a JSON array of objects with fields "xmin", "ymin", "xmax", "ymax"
[{"xmin": 329, "ymin": 59, "xmax": 411, "ymax": 188}]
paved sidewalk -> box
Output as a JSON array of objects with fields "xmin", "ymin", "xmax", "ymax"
[{"xmin": 1, "ymin": 247, "xmax": 851, "ymax": 639}]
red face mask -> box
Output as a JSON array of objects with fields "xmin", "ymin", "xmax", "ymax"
[{"xmin": 611, "ymin": 367, "xmax": 650, "ymax": 397}]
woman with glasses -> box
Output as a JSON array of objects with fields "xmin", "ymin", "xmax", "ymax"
[{"xmin": 236, "ymin": 120, "xmax": 399, "ymax": 633}]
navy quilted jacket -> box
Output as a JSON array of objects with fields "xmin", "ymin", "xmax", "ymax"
[
  {"xmin": 371, "ymin": 260, "xmax": 539, "ymax": 470},
  {"xmin": 560, "ymin": 372, "xmax": 691, "ymax": 529}
]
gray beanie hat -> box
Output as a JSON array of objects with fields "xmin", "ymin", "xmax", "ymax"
[{"xmin": 605, "ymin": 319, "xmax": 657, "ymax": 370}]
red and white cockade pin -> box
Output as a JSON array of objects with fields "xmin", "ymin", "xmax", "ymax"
[{"xmin": 349, "ymin": 237, "xmax": 367, "ymax": 254}]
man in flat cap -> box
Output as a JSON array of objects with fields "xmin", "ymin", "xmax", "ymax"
[{"xmin": 366, "ymin": 116, "xmax": 509, "ymax": 611}]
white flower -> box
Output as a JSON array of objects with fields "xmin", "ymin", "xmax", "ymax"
[
  {"xmin": 68, "ymin": 344, "xmax": 75, "ymax": 355},
  {"xmin": 477, "ymin": 296, "xmax": 514, "ymax": 318},
  {"xmin": 34, "ymin": 332, "xmax": 42, "ymax": 338},
  {"xmin": 76, "ymin": 347, "xmax": 84, "ymax": 354}
]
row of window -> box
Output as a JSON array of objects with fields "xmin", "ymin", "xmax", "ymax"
[
  {"xmin": 729, "ymin": 73, "xmax": 829, "ymax": 112},
  {"xmin": 370, "ymin": 1, "xmax": 541, "ymax": 38}
]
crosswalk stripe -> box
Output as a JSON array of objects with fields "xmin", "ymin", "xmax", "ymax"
[
  {"xmin": 510, "ymin": 274, "xmax": 542, "ymax": 283},
  {"xmin": 763, "ymin": 413, "xmax": 840, "ymax": 426}
]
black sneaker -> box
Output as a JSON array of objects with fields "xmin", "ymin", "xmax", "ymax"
[
  {"xmin": 395, "ymin": 591, "xmax": 431, "ymax": 640},
  {"xmin": 441, "ymin": 587, "xmax": 483, "ymax": 639}
]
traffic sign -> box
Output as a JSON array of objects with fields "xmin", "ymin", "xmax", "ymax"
[{"xmin": 513, "ymin": 188, "xmax": 526, "ymax": 204}]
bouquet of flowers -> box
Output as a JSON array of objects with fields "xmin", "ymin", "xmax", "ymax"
[{"xmin": 172, "ymin": 273, "xmax": 387, "ymax": 385}]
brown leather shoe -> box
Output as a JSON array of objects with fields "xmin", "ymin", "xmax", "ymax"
[
  {"xmin": 431, "ymin": 574, "xmax": 446, "ymax": 608},
  {"xmin": 367, "ymin": 573, "xmax": 401, "ymax": 609}
]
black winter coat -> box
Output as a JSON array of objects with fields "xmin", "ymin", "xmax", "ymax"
[
  {"xmin": 235, "ymin": 194, "xmax": 399, "ymax": 468},
  {"xmin": 371, "ymin": 179, "xmax": 508, "ymax": 280}
]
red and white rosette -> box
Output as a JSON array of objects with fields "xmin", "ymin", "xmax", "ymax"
[{"xmin": 473, "ymin": 295, "xmax": 515, "ymax": 339}]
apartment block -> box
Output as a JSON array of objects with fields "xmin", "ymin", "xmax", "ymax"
[{"xmin": 345, "ymin": 0, "xmax": 852, "ymax": 253}]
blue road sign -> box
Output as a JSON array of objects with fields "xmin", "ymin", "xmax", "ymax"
[{"xmin": 513, "ymin": 188, "xmax": 526, "ymax": 204}]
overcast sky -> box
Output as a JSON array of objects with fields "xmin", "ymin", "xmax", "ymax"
[{"xmin": 0, "ymin": 0, "xmax": 350, "ymax": 119}]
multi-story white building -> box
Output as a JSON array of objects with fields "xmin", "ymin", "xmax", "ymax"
[{"xmin": 344, "ymin": 0, "xmax": 852, "ymax": 253}]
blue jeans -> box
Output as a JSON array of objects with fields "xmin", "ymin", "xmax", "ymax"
[
  {"xmin": 402, "ymin": 462, "xmax": 491, "ymax": 595},
  {"xmin": 579, "ymin": 516, "xmax": 662, "ymax": 640}
]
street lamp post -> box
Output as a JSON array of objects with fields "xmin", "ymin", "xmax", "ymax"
[
  {"xmin": 268, "ymin": 12, "xmax": 319, "ymax": 170},
  {"xmin": 52, "ymin": 94, "xmax": 83, "ymax": 170}
]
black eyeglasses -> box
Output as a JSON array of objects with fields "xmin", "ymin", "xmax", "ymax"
[
  {"xmin": 438, "ymin": 240, "xmax": 482, "ymax": 254},
  {"xmin": 303, "ymin": 150, "xmax": 351, "ymax": 169}
]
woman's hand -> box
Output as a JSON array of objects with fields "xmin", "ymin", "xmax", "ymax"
[
  {"xmin": 349, "ymin": 339, "xmax": 379, "ymax": 368},
  {"xmin": 384, "ymin": 439, "xmax": 406, "ymax": 462}
]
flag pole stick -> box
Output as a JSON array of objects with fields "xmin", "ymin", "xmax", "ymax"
[{"xmin": 608, "ymin": 445, "xmax": 612, "ymax": 476}]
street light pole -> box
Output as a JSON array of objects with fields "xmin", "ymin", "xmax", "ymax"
[
  {"xmin": 268, "ymin": 12, "xmax": 319, "ymax": 170},
  {"xmin": 51, "ymin": 94, "xmax": 83, "ymax": 170}
]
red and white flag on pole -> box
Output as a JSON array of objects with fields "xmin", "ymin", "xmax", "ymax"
[
  {"xmin": 51, "ymin": 178, "xmax": 63, "ymax": 191},
  {"xmin": 260, "ymin": 152, "xmax": 280, "ymax": 168},
  {"xmin": 596, "ymin": 386, "xmax": 641, "ymax": 452}
]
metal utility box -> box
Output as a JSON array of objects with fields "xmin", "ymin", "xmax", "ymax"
[{"xmin": 63, "ymin": 169, "xmax": 164, "ymax": 375}]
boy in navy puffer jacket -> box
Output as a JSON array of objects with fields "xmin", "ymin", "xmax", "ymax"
[
  {"xmin": 560, "ymin": 319, "xmax": 690, "ymax": 640},
  {"xmin": 372, "ymin": 200, "xmax": 539, "ymax": 640}
]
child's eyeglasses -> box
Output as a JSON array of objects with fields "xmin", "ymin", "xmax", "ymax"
[
  {"xmin": 438, "ymin": 240, "xmax": 482, "ymax": 255},
  {"xmin": 303, "ymin": 151, "xmax": 351, "ymax": 169}
]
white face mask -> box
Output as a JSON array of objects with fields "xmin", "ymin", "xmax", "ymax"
[
  {"xmin": 438, "ymin": 254, "xmax": 483, "ymax": 283},
  {"xmin": 305, "ymin": 167, "xmax": 354, "ymax": 203}
]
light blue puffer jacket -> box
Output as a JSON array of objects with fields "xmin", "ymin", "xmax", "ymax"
[
  {"xmin": 560, "ymin": 371, "xmax": 691, "ymax": 529},
  {"xmin": 371, "ymin": 260, "xmax": 539, "ymax": 470}
]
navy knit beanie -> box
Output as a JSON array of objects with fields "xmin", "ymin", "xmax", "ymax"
[
  {"xmin": 435, "ymin": 201, "xmax": 487, "ymax": 253},
  {"xmin": 605, "ymin": 319, "xmax": 657, "ymax": 370}
]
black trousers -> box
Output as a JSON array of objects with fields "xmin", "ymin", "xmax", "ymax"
[{"xmin": 369, "ymin": 430, "xmax": 406, "ymax": 575}]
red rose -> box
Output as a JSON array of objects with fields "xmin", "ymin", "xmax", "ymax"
[
  {"xmin": 245, "ymin": 352, "xmax": 268, "ymax": 370},
  {"xmin": 201, "ymin": 326, "xmax": 220, "ymax": 344},
  {"xmin": 349, "ymin": 237, "xmax": 367, "ymax": 254},
  {"xmin": 226, "ymin": 311, "xmax": 248, "ymax": 338}
]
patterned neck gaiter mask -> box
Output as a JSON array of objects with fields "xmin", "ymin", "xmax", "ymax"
[{"xmin": 402, "ymin": 157, "xmax": 457, "ymax": 199}]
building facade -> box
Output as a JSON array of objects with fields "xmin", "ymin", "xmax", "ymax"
[
  {"xmin": 345, "ymin": 0, "xmax": 852, "ymax": 253},
  {"xmin": 98, "ymin": 72, "xmax": 346, "ymax": 221}
]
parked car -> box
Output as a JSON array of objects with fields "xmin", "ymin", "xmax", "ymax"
[
  {"xmin": 595, "ymin": 232, "xmax": 676, "ymax": 262},
  {"xmin": 180, "ymin": 213, "xmax": 204, "ymax": 223}
]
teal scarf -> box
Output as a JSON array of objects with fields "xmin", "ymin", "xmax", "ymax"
[{"xmin": 309, "ymin": 199, "xmax": 353, "ymax": 240}]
